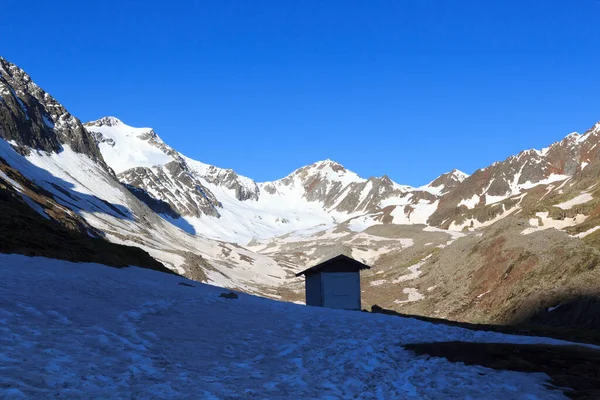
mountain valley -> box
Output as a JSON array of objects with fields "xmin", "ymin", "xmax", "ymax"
[{"xmin": 1, "ymin": 55, "xmax": 600, "ymax": 330}]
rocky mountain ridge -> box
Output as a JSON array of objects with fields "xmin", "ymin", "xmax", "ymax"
[
  {"xmin": 0, "ymin": 57, "xmax": 104, "ymax": 163},
  {"xmin": 82, "ymin": 112, "xmax": 600, "ymax": 245}
]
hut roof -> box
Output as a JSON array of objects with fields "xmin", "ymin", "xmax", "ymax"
[{"xmin": 295, "ymin": 254, "xmax": 371, "ymax": 277}]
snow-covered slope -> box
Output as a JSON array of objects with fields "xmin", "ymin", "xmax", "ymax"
[
  {"xmin": 0, "ymin": 57, "xmax": 290, "ymax": 293},
  {"xmin": 85, "ymin": 117, "xmax": 455, "ymax": 244},
  {"xmin": 86, "ymin": 116, "xmax": 173, "ymax": 173},
  {"xmin": 0, "ymin": 137, "xmax": 287, "ymax": 290},
  {"xmin": 0, "ymin": 253, "xmax": 575, "ymax": 399}
]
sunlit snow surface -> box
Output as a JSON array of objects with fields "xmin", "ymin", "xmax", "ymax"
[
  {"xmin": 0, "ymin": 254, "xmax": 573, "ymax": 399},
  {"xmin": 91, "ymin": 122, "xmax": 172, "ymax": 173}
]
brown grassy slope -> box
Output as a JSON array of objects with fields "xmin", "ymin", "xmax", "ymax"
[{"xmin": 391, "ymin": 217, "xmax": 600, "ymax": 327}]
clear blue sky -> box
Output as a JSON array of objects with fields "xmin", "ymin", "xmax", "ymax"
[{"xmin": 3, "ymin": 1, "xmax": 600, "ymax": 185}]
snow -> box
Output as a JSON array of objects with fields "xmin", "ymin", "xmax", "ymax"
[
  {"xmin": 575, "ymin": 226, "xmax": 600, "ymax": 238},
  {"xmin": 394, "ymin": 288, "xmax": 425, "ymax": 304},
  {"xmin": 519, "ymin": 174, "xmax": 570, "ymax": 190},
  {"xmin": 450, "ymin": 195, "xmax": 525, "ymax": 232},
  {"xmin": 12, "ymin": 144, "xmax": 131, "ymax": 214},
  {"xmin": 356, "ymin": 180, "xmax": 373, "ymax": 204},
  {"xmin": 178, "ymin": 179, "xmax": 342, "ymax": 244},
  {"xmin": 463, "ymin": 174, "xmax": 571, "ymax": 211},
  {"xmin": 423, "ymin": 225, "xmax": 467, "ymax": 239},
  {"xmin": 295, "ymin": 159, "xmax": 365, "ymax": 188},
  {"xmin": 86, "ymin": 117, "xmax": 452, "ymax": 244},
  {"xmin": 18, "ymin": 193, "xmax": 51, "ymax": 220},
  {"xmin": 87, "ymin": 121, "xmax": 352, "ymax": 244},
  {"xmin": 0, "ymin": 169, "xmax": 23, "ymax": 191},
  {"xmin": 458, "ymin": 194, "xmax": 480, "ymax": 209},
  {"xmin": 393, "ymin": 258, "xmax": 428, "ymax": 283},
  {"xmin": 421, "ymin": 169, "xmax": 469, "ymax": 195},
  {"xmin": 485, "ymin": 194, "xmax": 508, "ymax": 205},
  {"xmin": 521, "ymin": 212, "xmax": 588, "ymax": 235},
  {"xmin": 347, "ymin": 215, "xmax": 373, "ymax": 232},
  {"xmin": 87, "ymin": 120, "xmax": 173, "ymax": 173},
  {"xmin": 42, "ymin": 115, "xmax": 55, "ymax": 129},
  {"xmin": 0, "ymin": 254, "xmax": 575, "ymax": 398},
  {"xmin": 375, "ymin": 197, "xmax": 439, "ymax": 226},
  {"xmin": 555, "ymin": 193, "xmax": 593, "ymax": 210}
]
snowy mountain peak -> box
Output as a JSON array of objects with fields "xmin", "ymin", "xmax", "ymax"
[
  {"xmin": 289, "ymin": 159, "xmax": 364, "ymax": 185},
  {"xmin": 307, "ymin": 159, "xmax": 347, "ymax": 172},
  {"xmin": 0, "ymin": 57, "xmax": 30, "ymax": 81},
  {"xmin": 87, "ymin": 116, "xmax": 125, "ymax": 128},
  {"xmin": 84, "ymin": 118, "xmax": 171, "ymax": 173},
  {"xmin": 85, "ymin": 117, "xmax": 159, "ymax": 141},
  {"xmin": 449, "ymin": 169, "xmax": 469, "ymax": 181},
  {"xmin": 424, "ymin": 169, "xmax": 470, "ymax": 195}
]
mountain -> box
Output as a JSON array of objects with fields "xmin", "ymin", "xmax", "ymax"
[
  {"xmin": 425, "ymin": 169, "xmax": 469, "ymax": 195},
  {"xmin": 82, "ymin": 111, "xmax": 600, "ymax": 330},
  {"xmin": 84, "ymin": 117, "xmax": 470, "ymax": 244},
  {"xmin": 2, "ymin": 55, "xmax": 600, "ymax": 332},
  {"xmin": 84, "ymin": 117, "xmax": 444, "ymax": 243},
  {"xmin": 0, "ymin": 57, "xmax": 102, "ymax": 162},
  {"xmin": 0, "ymin": 57, "xmax": 287, "ymax": 296},
  {"xmin": 429, "ymin": 125, "xmax": 600, "ymax": 230},
  {"xmin": 82, "ymin": 113, "xmax": 600, "ymax": 245}
]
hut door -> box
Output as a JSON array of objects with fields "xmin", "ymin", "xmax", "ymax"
[{"xmin": 321, "ymin": 272, "xmax": 360, "ymax": 310}]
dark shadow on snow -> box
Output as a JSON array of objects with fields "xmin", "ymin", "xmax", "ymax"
[
  {"xmin": 404, "ymin": 341, "xmax": 600, "ymax": 399},
  {"xmin": 370, "ymin": 297, "xmax": 600, "ymax": 399},
  {"xmin": 0, "ymin": 139, "xmax": 197, "ymax": 235},
  {"xmin": 122, "ymin": 183, "xmax": 197, "ymax": 235},
  {"xmin": 369, "ymin": 297, "xmax": 600, "ymax": 346},
  {"xmin": 0, "ymin": 141, "xmax": 133, "ymax": 224}
]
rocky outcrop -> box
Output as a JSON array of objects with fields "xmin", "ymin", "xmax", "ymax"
[
  {"xmin": 198, "ymin": 165, "xmax": 259, "ymax": 201},
  {"xmin": 118, "ymin": 161, "xmax": 222, "ymax": 218},
  {"xmin": 427, "ymin": 169, "xmax": 468, "ymax": 195},
  {"xmin": 0, "ymin": 57, "xmax": 104, "ymax": 164}
]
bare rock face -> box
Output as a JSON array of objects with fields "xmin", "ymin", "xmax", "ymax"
[
  {"xmin": 118, "ymin": 161, "xmax": 222, "ymax": 218},
  {"xmin": 200, "ymin": 165, "xmax": 259, "ymax": 201},
  {"xmin": 0, "ymin": 57, "xmax": 104, "ymax": 163},
  {"xmin": 84, "ymin": 116, "xmax": 259, "ymax": 216}
]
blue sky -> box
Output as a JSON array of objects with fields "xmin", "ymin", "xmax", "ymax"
[{"xmin": 3, "ymin": 1, "xmax": 600, "ymax": 185}]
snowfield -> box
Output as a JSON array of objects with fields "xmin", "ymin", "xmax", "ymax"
[{"xmin": 0, "ymin": 255, "xmax": 576, "ymax": 399}]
